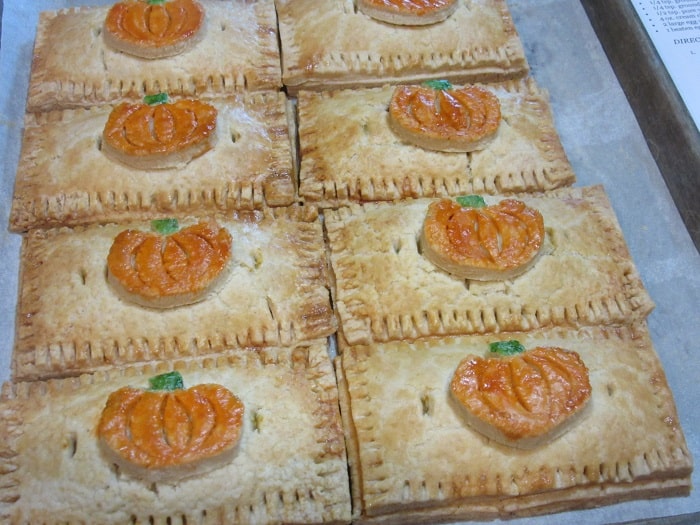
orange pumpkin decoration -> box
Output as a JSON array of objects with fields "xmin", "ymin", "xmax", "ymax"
[
  {"xmin": 107, "ymin": 219, "xmax": 232, "ymax": 308},
  {"xmin": 98, "ymin": 371, "xmax": 245, "ymax": 479},
  {"xmin": 420, "ymin": 197, "xmax": 544, "ymax": 280},
  {"xmin": 451, "ymin": 343, "xmax": 591, "ymax": 448},
  {"xmin": 103, "ymin": 0, "xmax": 205, "ymax": 59},
  {"xmin": 102, "ymin": 97, "xmax": 217, "ymax": 169},
  {"xmin": 389, "ymin": 81, "xmax": 501, "ymax": 152},
  {"xmin": 358, "ymin": 0, "xmax": 458, "ymax": 25}
]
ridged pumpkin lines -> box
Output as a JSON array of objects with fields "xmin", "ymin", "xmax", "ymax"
[
  {"xmin": 451, "ymin": 346, "xmax": 591, "ymax": 446},
  {"xmin": 98, "ymin": 382, "xmax": 244, "ymax": 469},
  {"xmin": 107, "ymin": 220, "xmax": 232, "ymax": 308},
  {"xmin": 102, "ymin": 99, "xmax": 217, "ymax": 169},
  {"xmin": 104, "ymin": 0, "xmax": 205, "ymax": 58}
]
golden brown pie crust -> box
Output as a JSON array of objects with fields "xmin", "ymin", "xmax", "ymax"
[
  {"xmin": 277, "ymin": 0, "xmax": 529, "ymax": 94},
  {"xmin": 26, "ymin": 0, "xmax": 281, "ymax": 112},
  {"xmin": 10, "ymin": 92, "xmax": 296, "ymax": 232},
  {"xmin": 324, "ymin": 185, "xmax": 655, "ymax": 346},
  {"xmin": 0, "ymin": 344, "xmax": 352, "ymax": 524},
  {"xmin": 336, "ymin": 323, "xmax": 692, "ymax": 523},
  {"xmin": 297, "ymin": 79, "xmax": 575, "ymax": 208},
  {"xmin": 13, "ymin": 207, "xmax": 336, "ymax": 381}
]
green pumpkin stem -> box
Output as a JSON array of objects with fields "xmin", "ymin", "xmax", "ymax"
[
  {"xmin": 456, "ymin": 195, "xmax": 487, "ymax": 209},
  {"xmin": 422, "ymin": 79, "xmax": 453, "ymax": 91},
  {"xmin": 489, "ymin": 340, "xmax": 526, "ymax": 356},
  {"xmin": 144, "ymin": 92, "xmax": 169, "ymax": 106},
  {"xmin": 148, "ymin": 371, "xmax": 185, "ymax": 391},
  {"xmin": 151, "ymin": 218, "xmax": 179, "ymax": 235}
]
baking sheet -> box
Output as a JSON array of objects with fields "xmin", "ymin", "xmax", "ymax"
[{"xmin": 0, "ymin": 0, "xmax": 699, "ymax": 523}]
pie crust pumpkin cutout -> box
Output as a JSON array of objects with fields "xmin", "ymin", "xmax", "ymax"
[
  {"xmin": 450, "ymin": 341, "xmax": 592, "ymax": 449},
  {"xmin": 102, "ymin": 93, "xmax": 217, "ymax": 170},
  {"xmin": 107, "ymin": 218, "xmax": 233, "ymax": 309},
  {"xmin": 420, "ymin": 196, "xmax": 545, "ymax": 280},
  {"xmin": 358, "ymin": 0, "xmax": 458, "ymax": 25},
  {"xmin": 103, "ymin": 0, "xmax": 205, "ymax": 59},
  {"xmin": 98, "ymin": 371, "xmax": 245, "ymax": 481},
  {"xmin": 389, "ymin": 80, "xmax": 501, "ymax": 152}
]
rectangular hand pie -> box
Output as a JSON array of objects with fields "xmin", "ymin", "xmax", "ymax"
[
  {"xmin": 0, "ymin": 342, "xmax": 352, "ymax": 524},
  {"xmin": 298, "ymin": 79, "xmax": 575, "ymax": 207},
  {"xmin": 26, "ymin": 0, "xmax": 282, "ymax": 113},
  {"xmin": 13, "ymin": 207, "xmax": 336, "ymax": 381},
  {"xmin": 10, "ymin": 92, "xmax": 295, "ymax": 232},
  {"xmin": 324, "ymin": 185, "xmax": 655, "ymax": 346},
  {"xmin": 336, "ymin": 323, "xmax": 692, "ymax": 523},
  {"xmin": 276, "ymin": 0, "xmax": 529, "ymax": 94}
]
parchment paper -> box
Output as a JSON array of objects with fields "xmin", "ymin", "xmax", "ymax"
[{"xmin": 1, "ymin": 1, "xmax": 699, "ymax": 523}]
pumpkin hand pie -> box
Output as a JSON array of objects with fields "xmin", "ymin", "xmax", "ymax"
[
  {"xmin": 389, "ymin": 80, "xmax": 501, "ymax": 152},
  {"xmin": 102, "ymin": 93, "xmax": 218, "ymax": 170},
  {"xmin": 103, "ymin": 0, "xmax": 206, "ymax": 59},
  {"xmin": 98, "ymin": 371, "xmax": 245, "ymax": 481},
  {"xmin": 450, "ymin": 340, "xmax": 592, "ymax": 449},
  {"xmin": 107, "ymin": 218, "xmax": 232, "ymax": 308},
  {"xmin": 336, "ymin": 325, "xmax": 691, "ymax": 522},
  {"xmin": 358, "ymin": 0, "xmax": 458, "ymax": 25},
  {"xmin": 420, "ymin": 195, "xmax": 545, "ymax": 280}
]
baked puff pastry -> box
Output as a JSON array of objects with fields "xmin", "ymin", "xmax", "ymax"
[
  {"xmin": 0, "ymin": 343, "xmax": 352, "ymax": 524},
  {"xmin": 336, "ymin": 323, "xmax": 692, "ymax": 523},
  {"xmin": 276, "ymin": 0, "xmax": 529, "ymax": 94},
  {"xmin": 26, "ymin": 0, "xmax": 282, "ymax": 112},
  {"xmin": 10, "ymin": 92, "xmax": 296, "ymax": 232},
  {"xmin": 324, "ymin": 185, "xmax": 655, "ymax": 346},
  {"xmin": 297, "ymin": 79, "xmax": 575, "ymax": 208},
  {"xmin": 13, "ymin": 207, "xmax": 337, "ymax": 381}
]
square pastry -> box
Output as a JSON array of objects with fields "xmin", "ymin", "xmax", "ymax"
[
  {"xmin": 324, "ymin": 185, "xmax": 655, "ymax": 346},
  {"xmin": 336, "ymin": 323, "xmax": 692, "ymax": 523},
  {"xmin": 26, "ymin": 0, "xmax": 282, "ymax": 112},
  {"xmin": 0, "ymin": 342, "xmax": 352, "ymax": 524},
  {"xmin": 10, "ymin": 92, "xmax": 295, "ymax": 232},
  {"xmin": 276, "ymin": 0, "xmax": 529, "ymax": 94},
  {"xmin": 13, "ymin": 207, "xmax": 336, "ymax": 381},
  {"xmin": 297, "ymin": 78, "xmax": 575, "ymax": 207}
]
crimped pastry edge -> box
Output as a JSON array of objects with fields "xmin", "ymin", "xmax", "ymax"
[
  {"xmin": 0, "ymin": 342, "xmax": 352, "ymax": 524},
  {"xmin": 324, "ymin": 185, "xmax": 655, "ymax": 346},
  {"xmin": 336, "ymin": 323, "xmax": 693, "ymax": 523}
]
